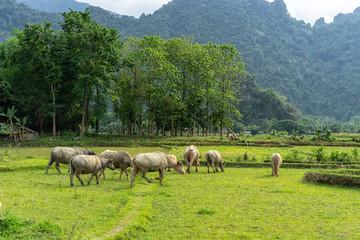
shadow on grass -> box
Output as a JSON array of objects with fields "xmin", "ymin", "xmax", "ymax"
[{"xmin": 255, "ymin": 174, "xmax": 274, "ymax": 179}]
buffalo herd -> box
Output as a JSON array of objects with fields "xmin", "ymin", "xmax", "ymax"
[{"xmin": 45, "ymin": 145, "xmax": 282, "ymax": 186}]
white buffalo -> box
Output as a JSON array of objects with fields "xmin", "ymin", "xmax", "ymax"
[
  {"xmin": 45, "ymin": 147, "xmax": 95, "ymax": 174},
  {"xmin": 183, "ymin": 145, "xmax": 200, "ymax": 174},
  {"xmin": 270, "ymin": 153, "xmax": 283, "ymax": 177},
  {"xmin": 130, "ymin": 152, "xmax": 185, "ymax": 187},
  {"xmin": 99, "ymin": 150, "xmax": 133, "ymax": 180},
  {"xmin": 69, "ymin": 155, "xmax": 115, "ymax": 186},
  {"xmin": 205, "ymin": 150, "xmax": 225, "ymax": 173}
]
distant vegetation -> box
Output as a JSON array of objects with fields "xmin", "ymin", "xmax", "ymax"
[
  {"xmin": 0, "ymin": 9, "xmax": 305, "ymax": 138},
  {"xmin": 2, "ymin": 0, "xmax": 360, "ymax": 136}
]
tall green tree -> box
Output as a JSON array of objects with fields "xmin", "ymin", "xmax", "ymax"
[
  {"xmin": 211, "ymin": 43, "xmax": 246, "ymax": 137},
  {"xmin": 61, "ymin": 9, "xmax": 122, "ymax": 137},
  {"xmin": 19, "ymin": 22, "xmax": 62, "ymax": 136},
  {"xmin": 0, "ymin": 23, "xmax": 59, "ymax": 134}
]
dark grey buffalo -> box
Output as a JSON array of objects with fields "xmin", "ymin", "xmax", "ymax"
[
  {"xmin": 205, "ymin": 150, "xmax": 225, "ymax": 173},
  {"xmin": 45, "ymin": 147, "xmax": 95, "ymax": 174},
  {"xmin": 69, "ymin": 155, "xmax": 115, "ymax": 186},
  {"xmin": 99, "ymin": 150, "xmax": 133, "ymax": 180},
  {"xmin": 130, "ymin": 152, "xmax": 185, "ymax": 187}
]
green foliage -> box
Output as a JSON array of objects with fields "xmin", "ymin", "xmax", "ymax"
[
  {"xmin": 329, "ymin": 151, "xmax": 351, "ymax": 163},
  {"xmin": 271, "ymin": 119, "xmax": 307, "ymax": 134},
  {"xmin": 311, "ymin": 147, "xmax": 326, "ymax": 162},
  {"xmin": 197, "ymin": 209, "xmax": 216, "ymax": 215},
  {"xmin": 0, "ymin": 212, "xmax": 62, "ymax": 239},
  {"xmin": 3, "ymin": 0, "xmax": 360, "ymax": 124},
  {"xmin": 312, "ymin": 129, "xmax": 335, "ymax": 141},
  {"xmin": 0, "ymin": 0, "xmax": 61, "ymax": 42}
]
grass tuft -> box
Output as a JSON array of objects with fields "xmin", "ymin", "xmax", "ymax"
[
  {"xmin": 0, "ymin": 212, "xmax": 62, "ymax": 239},
  {"xmin": 197, "ymin": 209, "xmax": 216, "ymax": 215}
]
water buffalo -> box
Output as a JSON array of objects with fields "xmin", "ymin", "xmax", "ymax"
[
  {"xmin": 45, "ymin": 147, "xmax": 95, "ymax": 174},
  {"xmin": 183, "ymin": 145, "xmax": 200, "ymax": 174},
  {"xmin": 99, "ymin": 150, "xmax": 133, "ymax": 180},
  {"xmin": 69, "ymin": 155, "xmax": 115, "ymax": 186},
  {"xmin": 130, "ymin": 152, "xmax": 185, "ymax": 187},
  {"xmin": 270, "ymin": 153, "xmax": 283, "ymax": 177},
  {"xmin": 167, "ymin": 154, "xmax": 178, "ymax": 172},
  {"xmin": 205, "ymin": 150, "xmax": 225, "ymax": 173}
]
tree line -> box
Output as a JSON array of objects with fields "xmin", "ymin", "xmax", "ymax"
[{"xmin": 0, "ymin": 9, "xmax": 247, "ymax": 138}]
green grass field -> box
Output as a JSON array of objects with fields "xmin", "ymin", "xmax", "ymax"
[{"xmin": 1, "ymin": 146, "xmax": 360, "ymax": 239}]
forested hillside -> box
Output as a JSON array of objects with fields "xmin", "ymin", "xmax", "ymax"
[
  {"xmin": 0, "ymin": 0, "xmax": 61, "ymax": 41},
  {"xmin": 87, "ymin": 0, "xmax": 360, "ymax": 121},
  {"xmin": 1, "ymin": 0, "xmax": 360, "ymax": 130}
]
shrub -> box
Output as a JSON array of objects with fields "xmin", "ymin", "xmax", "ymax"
[{"xmin": 311, "ymin": 147, "xmax": 326, "ymax": 162}]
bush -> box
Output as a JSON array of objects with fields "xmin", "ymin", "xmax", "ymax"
[{"xmin": 311, "ymin": 147, "xmax": 326, "ymax": 162}]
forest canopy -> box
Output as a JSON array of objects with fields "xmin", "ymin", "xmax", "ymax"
[{"xmin": 3, "ymin": 9, "xmax": 283, "ymax": 137}]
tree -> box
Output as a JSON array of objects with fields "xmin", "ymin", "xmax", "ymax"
[
  {"xmin": 0, "ymin": 106, "xmax": 19, "ymax": 142},
  {"xmin": 61, "ymin": 9, "xmax": 122, "ymax": 137},
  {"xmin": 19, "ymin": 22, "xmax": 61, "ymax": 136},
  {"xmin": 210, "ymin": 43, "xmax": 246, "ymax": 137}
]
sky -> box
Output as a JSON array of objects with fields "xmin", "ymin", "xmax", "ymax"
[{"xmin": 76, "ymin": 0, "xmax": 360, "ymax": 25}]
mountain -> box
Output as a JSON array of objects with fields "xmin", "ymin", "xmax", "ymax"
[
  {"xmin": 88, "ymin": 0, "xmax": 360, "ymax": 121},
  {"xmin": 2, "ymin": 0, "xmax": 360, "ymax": 122},
  {"xmin": 0, "ymin": 0, "xmax": 61, "ymax": 41},
  {"xmin": 333, "ymin": 7, "xmax": 360, "ymax": 25},
  {"xmin": 16, "ymin": 0, "xmax": 89, "ymax": 13}
]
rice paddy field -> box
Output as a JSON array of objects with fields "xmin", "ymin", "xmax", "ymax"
[{"xmin": 1, "ymin": 145, "xmax": 360, "ymax": 239}]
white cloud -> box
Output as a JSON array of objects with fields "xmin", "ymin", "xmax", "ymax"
[{"xmin": 268, "ymin": 0, "xmax": 360, "ymax": 24}]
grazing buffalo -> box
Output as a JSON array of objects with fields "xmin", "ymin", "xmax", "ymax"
[
  {"xmin": 130, "ymin": 152, "xmax": 185, "ymax": 187},
  {"xmin": 205, "ymin": 150, "xmax": 225, "ymax": 173},
  {"xmin": 45, "ymin": 147, "xmax": 95, "ymax": 174},
  {"xmin": 167, "ymin": 154, "xmax": 178, "ymax": 172},
  {"xmin": 270, "ymin": 153, "xmax": 283, "ymax": 177},
  {"xmin": 99, "ymin": 150, "xmax": 133, "ymax": 180},
  {"xmin": 69, "ymin": 155, "xmax": 115, "ymax": 186},
  {"xmin": 183, "ymin": 145, "xmax": 200, "ymax": 174}
]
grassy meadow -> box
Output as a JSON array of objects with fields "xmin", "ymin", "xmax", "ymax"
[{"xmin": 1, "ymin": 146, "xmax": 360, "ymax": 239}]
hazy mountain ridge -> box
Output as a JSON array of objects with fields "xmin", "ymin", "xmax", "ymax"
[{"xmin": 16, "ymin": 0, "xmax": 89, "ymax": 13}]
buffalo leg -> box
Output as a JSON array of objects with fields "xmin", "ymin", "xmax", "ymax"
[
  {"xmin": 70, "ymin": 170, "xmax": 75, "ymax": 186},
  {"xmin": 141, "ymin": 170, "xmax": 152, "ymax": 183},
  {"xmin": 212, "ymin": 163, "xmax": 217, "ymax": 173},
  {"xmin": 186, "ymin": 161, "xmax": 192, "ymax": 174},
  {"xmin": 45, "ymin": 159, "xmax": 54, "ymax": 174},
  {"xmin": 130, "ymin": 165, "xmax": 140, "ymax": 187},
  {"xmin": 75, "ymin": 173, "xmax": 85, "ymax": 185},
  {"xmin": 87, "ymin": 172, "xmax": 98, "ymax": 185},
  {"xmin": 95, "ymin": 171, "xmax": 100, "ymax": 184},
  {"xmin": 271, "ymin": 163, "xmax": 275, "ymax": 176},
  {"xmin": 98, "ymin": 169, "xmax": 106, "ymax": 179},
  {"xmin": 157, "ymin": 168, "xmax": 165, "ymax": 185},
  {"xmin": 55, "ymin": 162, "xmax": 62, "ymax": 174},
  {"xmin": 125, "ymin": 169, "xmax": 129, "ymax": 180}
]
